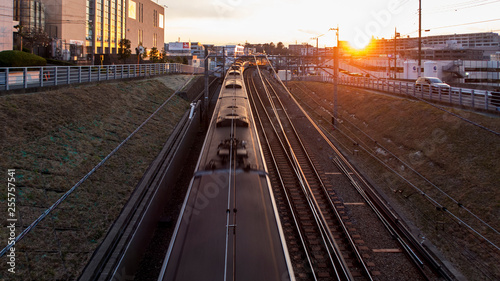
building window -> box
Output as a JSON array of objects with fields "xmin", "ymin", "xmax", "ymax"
[
  {"xmin": 128, "ymin": 0, "xmax": 136, "ymax": 19},
  {"xmin": 137, "ymin": 2, "xmax": 143, "ymax": 23}
]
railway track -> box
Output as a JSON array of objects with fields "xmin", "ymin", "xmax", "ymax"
[
  {"xmin": 245, "ymin": 66, "xmax": 373, "ymax": 281},
  {"xmin": 285, "ymin": 80, "xmax": 454, "ymax": 280}
]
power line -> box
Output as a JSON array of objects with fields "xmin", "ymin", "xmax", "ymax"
[
  {"xmin": 427, "ymin": 0, "xmax": 500, "ymax": 14},
  {"xmin": 405, "ymin": 18, "xmax": 500, "ymax": 35},
  {"xmin": 285, "ymin": 80, "xmax": 500, "ymax": 252},
  {"xmin": 430, "ymin": 18, "xmax": 500, "ymax": 30}
]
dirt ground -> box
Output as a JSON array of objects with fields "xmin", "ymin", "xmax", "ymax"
[
  {"xmin": 0, "ymin": 75, "xmax": 197, "ymax": 280},
  {"xmin": 287, "ymin": 81, "xmax": 500, "ymax": 280}
]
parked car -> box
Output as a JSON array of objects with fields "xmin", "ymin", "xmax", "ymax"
[{"xmin": 415, "ymin": 77, "xmax": 451, "ymax": 93}]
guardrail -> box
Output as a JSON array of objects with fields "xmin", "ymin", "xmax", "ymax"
[
  {"xmin": 0, "ymin": 63, "xmax": 204, "ymax": 92},
  {"xmin": 294, "ymin": 75, "xmax": 500, "ymax": 112}
]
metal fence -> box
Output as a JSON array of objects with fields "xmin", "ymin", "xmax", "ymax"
[
  {"xmin": 293, "ymin": 75, "xmax": 500, "ymax": 112},
  {"xmin": 0, "ymin": 63, "xmax": 204, "ymax": 92}
]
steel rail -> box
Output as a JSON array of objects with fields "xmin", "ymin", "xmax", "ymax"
[
  {"xmin": 251, "ymin": 75, "xmax": 339, "ymax": 280},
  {"xmin": 263, "ymin": 76, "xmax": 374, "ymax": 281},
  {"xmin": 251, "ymin": 64, "xmax": 353, "ymax": 280},
  {"xmin": 284, "ymin": 81, "xmax": 453, "ymax": 280},
  {"xmin": 246, "ymin": 74, "xmax": 318, "ymax": 281},
  {"xmin": 261, "ymin": 76, "xmax": 349, "ymax": 276}
]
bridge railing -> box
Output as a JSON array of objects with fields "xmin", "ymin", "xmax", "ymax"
[
  {"xmin": 293, "ymin": 75, "xmax": 500, "ymax": 112},
  {"xmin": 0, "ymin": 63, "xmax": 204, "ymax": 92}
]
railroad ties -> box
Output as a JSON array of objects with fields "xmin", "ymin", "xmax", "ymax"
[{"xmin": 245, "ymin": 65, "xmax": 373, "ymax": 281}]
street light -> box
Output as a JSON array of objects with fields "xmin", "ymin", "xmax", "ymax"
[
  {"xmin": 329, "ymin": 26, "xmax": 339, "ymax": 126},
  {"xmin": 310, "ymin": 34, "xmax": 324, "ymax": 55},
  {"xmin": 394, "ymin": 28, "xmax": 400, "ymax": 79}
]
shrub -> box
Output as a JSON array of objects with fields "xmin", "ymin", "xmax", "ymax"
[{"xmin": 0, "ymin": 50, "xmax": 47, "ymax": 67}]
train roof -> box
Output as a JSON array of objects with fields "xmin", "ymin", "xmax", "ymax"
[
  {"xmin": 228, "ymin": 70, "xmax": 241, "ymax": 76},
  {"xmin": 224, "ymin": 79, "xmax": 243, "ymax": 89},
  {"xmin": 216, "ymin": 99, "xmax": 249, "ymax": 127}
]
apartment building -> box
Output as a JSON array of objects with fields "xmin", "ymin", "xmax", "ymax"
[{"xmin": 364, "ymin": 32, "xmax": 500, "ymax": 60}]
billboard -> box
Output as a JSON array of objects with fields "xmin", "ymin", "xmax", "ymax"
[{"xmin": 169, "ymin": 42, "xmax": 191, "ymax": 51}]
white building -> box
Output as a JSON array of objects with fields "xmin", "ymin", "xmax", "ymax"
[
  {"xmin": 191, "ymin": 42, "xmax": 204, "ymax": 57},
  {"xmin": 225, "ymin": 45, "xmax": 244, "ymax": 57}
]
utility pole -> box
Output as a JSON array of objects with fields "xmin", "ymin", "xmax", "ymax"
[
  {"xmin": 311, "ymin": 34, "xmax": 324, "ymax": 74},
  {"xmin": 203, "ymin": 46, "xmax": 209, "ymax": 127},
  {"xmin": 394, "ymin": 28, "xmax": 400, "ymax": 79},
  {"xmin": 285, "ymin": 55, "xmax": 288, "ymax": 84},
  {"xmin": 418, "ymin": 0, "xmax": 422, "ymax": 77},
  {"xmin": 222, "ymin": 46, "xmax": 226, "ymax": 76},
  {"xmin": 91, "ymin": 19, "xmax": 95, "ymax": 65},
  {"xmin": 329, "ymin": 26, "xmax": 339, "ymax": 126}
]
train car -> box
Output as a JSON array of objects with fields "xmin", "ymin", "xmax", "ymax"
[{"xmin": 158, "ymin": 62, "xmax": 295, "ymax": 281}]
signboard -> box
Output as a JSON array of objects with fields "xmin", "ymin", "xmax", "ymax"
[
  {"xmin": 169, "ymin": 42, "xmax": 191, "ymax": 51},
  {"xmin": 129, "ymin": 1, "xmax": 136, "ymax": 19},
  {"xmin": 70, "ymin": 40, "xmax": 84, "ymax": 46}
]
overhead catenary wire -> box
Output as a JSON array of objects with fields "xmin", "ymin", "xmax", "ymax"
[
  {"xmin": 295, "ymin": 80, "xmax": 500, "ymax": 236},
  {"xmin": 404, "ymin": 18, "xmax": 500, "ymax": 36},
  {"xmin": 255, "ymin": 59, "xmax": 354, "ymax": 280},
  {"xmin": 426, "ymin": 0, "xmax": 500, "ymax": 14},
  {"xmin": 278, "ymin": 76, "xmax": 500, "ymax": 252}
]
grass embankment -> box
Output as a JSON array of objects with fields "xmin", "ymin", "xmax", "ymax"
[
  {"xmin": 0, "ymin": 75, "xmax": 196, "ymax": 280},
  {"xmin": 288, "ymin": 81, "xmax": 500, "ymax": 280}
]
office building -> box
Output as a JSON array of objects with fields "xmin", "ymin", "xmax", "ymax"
[{"xmin": 7, "ymin": 0, "xmax": 164, "ymax": 62}]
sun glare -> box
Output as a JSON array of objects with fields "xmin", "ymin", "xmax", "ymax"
[
  {"xmin": 343, "ymin": 40, "xmax": 371, "ymax": 56},
  {"xmin": 348, "ymin": 38, "xmax": 370, "ymax": 51}
]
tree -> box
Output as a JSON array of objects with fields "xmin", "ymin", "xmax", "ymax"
[
  {"xmin": 14, "ymin": 25, "xmax": 24, "ymax": 51},
  {"xmin": 276, "ymin": 42, "xmax": 285, "ymax": 54},
  {"xmin": 118, "ymin": 38, "xmax": 132, "ymax": 63},
  {"xmin": 160, "ymin": 48, "xmax": 168, "ymax": 63},
  {"xmin": 15, "ymin": 27, "xmax": 50, "ymax": 54},
  {"xmin": 142, "ymin": 47, "xmax": 148, "ymax": 60},
  {"xmin": 149, "ymin": 47, "xmax": 159, "ymax": 62}
]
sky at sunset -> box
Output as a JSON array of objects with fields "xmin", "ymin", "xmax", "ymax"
[{"xmin": 157, "ymin": 0, "xmax": 500, "ymax": 48}]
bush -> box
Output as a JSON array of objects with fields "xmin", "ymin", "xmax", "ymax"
[{"xmin": 0, "ymin": 50, "xmax": 47, "ymax": 67}]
